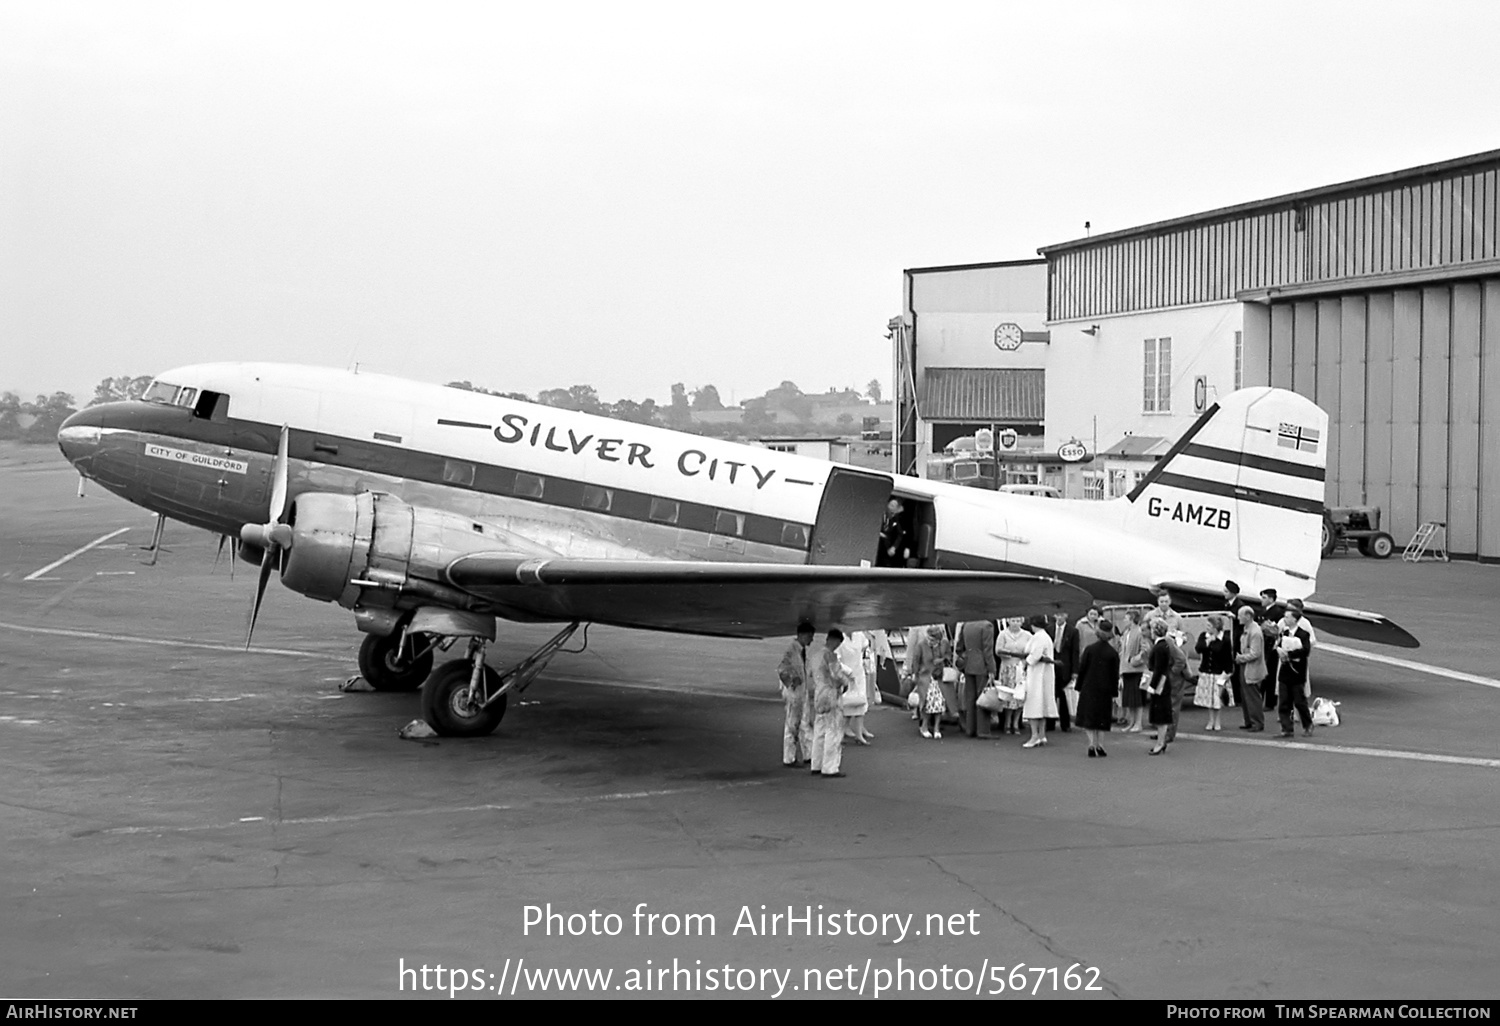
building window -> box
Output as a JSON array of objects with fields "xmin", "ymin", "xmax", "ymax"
[
  {"xmin": 648, "ymin": 497, "xmax": 679, "ymax": 524},
  {"xmin": 1144, "ymin": 337, "xmax": 1172, "ymax": 413},
  {"xmin": 1234, "ymin": 330, "xmax": 1243, "ymax": 392},
  {"xmin": 514, "ymin": 472, "xmax": 543, "ymax": 498},
  {"xmin": 714, "ymin": 510, "xmax": 744, "ymax": 536},
  {"xmin": 1108, "ymin": 469, "xmax": 1130, "ymax": 498},
  {"xmin": 581, "ymin": 485, "xmax": 612, "ymax": 511},
  {"xmin": 1082, "ymin": 471, "xmax": 1106, "ymax": 501}
]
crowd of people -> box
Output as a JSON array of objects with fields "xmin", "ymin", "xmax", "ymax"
[{"xmin": 775, "ymin": 582, "xmax": 1324, "ymax": 774}]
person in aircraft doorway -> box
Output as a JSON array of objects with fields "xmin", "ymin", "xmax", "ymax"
[
  {"xmin": 877, "ymin": 498, "xmax": 911, "ymax": 567},
  {"xmin": 776, "ymin": 622, "xmax": 816, "ymax": 767}
]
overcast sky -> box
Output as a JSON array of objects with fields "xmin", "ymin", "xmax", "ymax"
[{"xmin": 2, "ymin": 1, "xmax": 1498, "ymax": 407}]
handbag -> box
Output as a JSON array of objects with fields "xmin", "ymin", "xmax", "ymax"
[
  {"xmin": 996, "ymin": 682, "xmax": 1025, "ymax": 703},
  {"xmin": 1063, "ymin": 683, "xmax": 1080, "ymax": 717},
  {"xmin": 839, "ymin": 687, "xmax": 864, "ymax": 714},
  {"xmin": 1311, "ymin": 696, "xmax": 1341, "ymax": 726},
  {"xmin": 976, "ymin": 686, "xmax": 1004, "ymax": 713}
]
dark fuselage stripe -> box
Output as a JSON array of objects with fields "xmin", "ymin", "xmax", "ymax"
[
  {"xmin": 1181, "ymin": 443, "xmax": 1325, "ymax": 481},
  {"xmin": 1151, "ymin": 472, "xmax": 1323, "ymax": 515},
  {"xmin": 89, "ymin": 403, "xmax": 814, "ymax": 551}
]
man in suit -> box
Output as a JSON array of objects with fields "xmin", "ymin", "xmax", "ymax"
[
  {"xmin": 1234, "ymin": 605, "xmax": 1267, "ymax": 732},
  {"xmin": 954, "ymin": 619, "xmax": 997, "ymax": 738},
  {"xmin": 776, "ymin": 622, "xmax": 816, "ymax": 767},
  {"xmin": 1259, "ymin": 588, "xmax": 1287, "ymax": 711},
  {"xmin": 1048, "ymin": 610, "xmax": 1080, "ymax": 733},
  {"xmin": 1275, "ymin": 608, "xmax": 1316, "ymax": 738}
]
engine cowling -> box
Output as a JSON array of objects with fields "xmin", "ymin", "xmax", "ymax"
[{"xmin": 279, "ymin": 492, "xmax": 509, "ymax": 608}]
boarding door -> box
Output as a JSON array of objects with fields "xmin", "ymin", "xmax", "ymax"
[{"xmin": 807, "ymin": 467, "xmax": 893, "ymax": 566}]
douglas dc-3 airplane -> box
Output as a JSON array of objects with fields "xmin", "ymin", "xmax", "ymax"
[{"xmin": 56, "ymin": 363, "xmax": 1416, "ymax": 737}]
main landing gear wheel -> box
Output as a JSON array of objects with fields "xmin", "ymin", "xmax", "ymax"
[
  {"xmin": 358, "ymin": 632, "xmax": 435, "ymax": 692},
  {"xmin": 422, "ymin": 660, "xmax": 507, "ymax": 737}
]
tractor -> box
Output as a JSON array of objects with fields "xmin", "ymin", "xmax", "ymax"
[{"xmin": 1321, "ymin": 506, "xmax": 1396, "ymax": 559}]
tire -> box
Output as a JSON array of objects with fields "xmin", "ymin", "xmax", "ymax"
[
  {"xmin": 358, "ymin": 632, "xmax": 434, "ymax": 693},
  {"xmin": 1368, "ymin": 532, "xmax": 1395, "ymax": 559},
  {"xmin": 421, "ymin": 660, "xmax": 507, "ymax": 737},
  {"xmin": 1320, "ymin": 515, "xmax": 1337, "ymax": 557},
  {"xmin": 1357, "ymin": 537, "xmax": 1371, "ymax": 557}
]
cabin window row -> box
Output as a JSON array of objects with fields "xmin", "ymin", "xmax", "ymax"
[{"xmin": 437, "ymin": 459, "xmax": 808, "ymax": 549}]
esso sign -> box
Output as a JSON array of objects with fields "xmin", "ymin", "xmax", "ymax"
[
  {"xmin": 998, "ymin": 428, "xmax": 1018, "ymax": 450},
  {"xmin": 1058, "ymin": 440, "xmax": 1088, "ymax": 463},
  {"xmin": 975, "ymin": 428, "xmax": 994, "ymax": 453}
]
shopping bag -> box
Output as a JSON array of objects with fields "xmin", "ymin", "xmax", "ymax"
[
  {"xmin": 1064, "ymin": 684, "xmax": 1080, "ymax": 717},
  {"xmin": 976, "ymin": 686, "xmax": 1003, "ymax": 713}
]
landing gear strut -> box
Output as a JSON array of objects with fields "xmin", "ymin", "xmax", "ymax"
[
  {"xmin": 421, "ymin": 622, "xmax": 580, "ymax": 737},
  {"xmin": 358, "ymin": 630, "xmax": 436, "ymax": 692}
]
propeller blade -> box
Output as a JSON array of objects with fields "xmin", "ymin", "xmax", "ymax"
[
  {"xmin": 269, "ymin": 424, "xmax": 289, "ymax": 524},
  {"xmin": 213, "ymin": 534, "xmax": 227, "ymax": 572},
  {"xmin": 245, "ymin": 552, "xmax": 275, "ymax": 649}
]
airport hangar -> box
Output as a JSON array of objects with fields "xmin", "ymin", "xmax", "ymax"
[{"xmin": 890, "ymin": 147, "xmax": 1500, "ymax": 560}]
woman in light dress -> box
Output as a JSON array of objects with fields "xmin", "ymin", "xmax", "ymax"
[
  {"xmin": 1022, "ymin": 614, "xmax": 1059, "ymax": 749},
  {"xmin": 994, "ymin": 616, "xmax": 1031, "ymax": 735},
  {"xmin": 838, "ymin": 631, "xmax": 876, "ymax": 744},
  {"xmin": 1118, "ymin": 608, "xmax": 1150, "ymax": 732}
]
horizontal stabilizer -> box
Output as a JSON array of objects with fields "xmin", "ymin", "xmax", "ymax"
[
  {"xmin": 1158, "ymin": 580, "xmax": 1419, "ymax": 649},
  {"xmin": 445, "ymin": 556, "xmax": 1093, "ymax": 639}
]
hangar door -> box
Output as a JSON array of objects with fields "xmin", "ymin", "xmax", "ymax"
[
  {"xmin": 807, "ymin": 467, "xmax": 893, "ymax": 565},
  {"xmin": 1265, "ymin": 281, "xmax": 1500, "ymax": 560}
]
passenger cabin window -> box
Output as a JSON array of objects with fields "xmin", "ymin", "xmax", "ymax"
[
  {"xmin": 442, "ymin": 460, "xmax": 475, "ymax": 486},
  {"xmin": 714, "ymin": 510, "xmax": 744, "ymax": 536},
  {"xmin": 648, "ymin": 498, "xmax": 680, "ymax": 524},
  {"xmin": 582, "ymin": 485, "xmax": 612, "ymax": 511},
  {"xmin": 514, "ymin": 473, "xmax": 544, "ymax": 498}
]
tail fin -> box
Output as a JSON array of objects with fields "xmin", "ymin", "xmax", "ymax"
[{"xmin": 1124, "ymin": 387, "xmax": 1327, "ymax": 581}]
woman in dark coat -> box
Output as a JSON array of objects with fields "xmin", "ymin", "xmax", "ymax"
[
  {"xmin": 1146, "ymin": 620, "xmax": 1188, "ymax": 755},
  {"xmin": 1074, "ymin": 620, "xmax": 1121, "ymax": 757}
]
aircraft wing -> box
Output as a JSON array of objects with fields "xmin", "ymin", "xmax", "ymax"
[
  {"xmin": 1156, "ymin": 580, "xmax": 1419, "ymax": 648},
  {"xmin": 445, "ymin": 556, "xmax": 1093, "ymax": 639}
]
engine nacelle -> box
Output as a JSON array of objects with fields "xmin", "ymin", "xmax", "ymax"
[{"xmin": 279, "ymin": 492, "xmax": 507, "ymax": 609}]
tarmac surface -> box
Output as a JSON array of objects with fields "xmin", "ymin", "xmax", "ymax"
[{"xmin": 1, "ymin": 441, "xmax": 1498, "ymax": 1000}]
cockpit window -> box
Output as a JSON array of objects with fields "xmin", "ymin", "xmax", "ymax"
[
  {"xmin": 143, "ymin": 380, "xmax": 182, "ymax": 404},
  {"xmin": 142, "ymin": 380, "xmax": 199, "ymax": 408}
]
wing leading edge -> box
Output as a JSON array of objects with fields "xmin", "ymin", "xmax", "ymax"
[{"xmin": 445, "ymin": 556, "xmax": 1093, "ymax": 639}]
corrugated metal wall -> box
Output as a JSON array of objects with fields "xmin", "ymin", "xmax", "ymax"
[
  {"xmin": 1265, "ymin": 282, "xmax": 1500, "ymax": 560},
  {"xmin": 1050, "ymin": 164, "xmax": 1500, "ymax": 321}
]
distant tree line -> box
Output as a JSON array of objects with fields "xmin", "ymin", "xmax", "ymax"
[
  {"xmin": 0, "ymin": 372, "xmax": 884, "ymax": 445},
  {"xmin": 445, "ymin": 377, "xmax": 881, "ymax": 440}
]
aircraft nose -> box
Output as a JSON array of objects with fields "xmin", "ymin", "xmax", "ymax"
[{"xmin": 57, "ymin": 407, "xmax": 105, "ymax": 468}]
